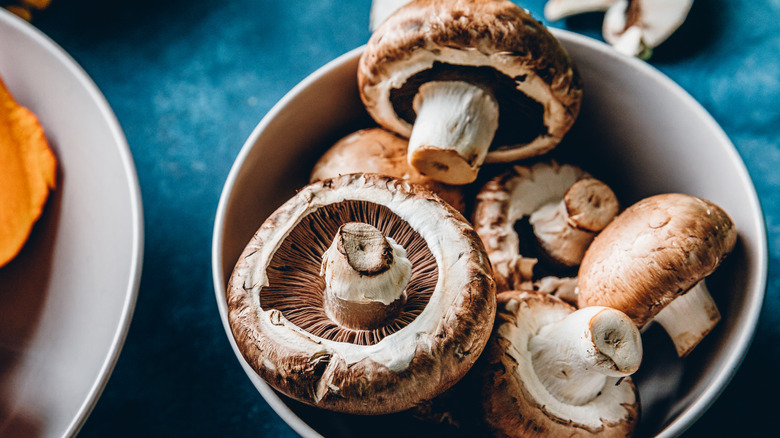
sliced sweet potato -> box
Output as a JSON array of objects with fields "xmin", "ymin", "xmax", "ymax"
[{"xmin": 0, "ymin": 75, "xmax": 57, "ymax": 267}]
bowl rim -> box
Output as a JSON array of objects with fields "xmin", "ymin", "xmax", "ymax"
[
  {"xmin": 211, "ymin": 29, "xmax": 768, "ymax": 438},
  {"xmin": 0, "ymin": 9, "xmax": 145, "ymax": 437}
]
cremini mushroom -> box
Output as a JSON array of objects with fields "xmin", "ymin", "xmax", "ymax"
[
  {"xmin": 602, "ymin": 0, "xmax": 694, "ymax": 59},
  {"xmin": 480, "ymin": 290, "xmax": 641, "ymax": 437},
  {"xmin": 577, "ymin": 193, "xmax": 737, "ymax": 357},
  {"xmin": 473, "ymin": 161, "xmax": 619, "ymax": 291},
  {"xmin": 310, "ymin": 127, "xmax": 465, "ymax": 212},
  {"xmin": 227, "ymin": 173, "xmax": 496, "ymax": 414},
  {"xmin": 358, "ymin": 0, "xmax": 583, "ymax": 184}
]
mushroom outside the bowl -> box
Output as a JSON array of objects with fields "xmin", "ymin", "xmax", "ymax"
[
  {"xmin": 358, "ymin": 0, "xmax": 582, "ymax": 185},
  {"xmin": 310, "ymin": 127, "xmax": 465, "ymax": 213},
  {"xmin": 472, "ymin": 161, "xmax": 619, "ymax": 298},
  {"xmin": 577, "ymin": 193, "xmax": 737, "ymax": 357},
  {"xmin": 480, "ymin": 290, "xmax": 641, "ymax": 437},
  {"xmin": 226, "ymin": 173, "xmax": 496, "ymax": 414}
]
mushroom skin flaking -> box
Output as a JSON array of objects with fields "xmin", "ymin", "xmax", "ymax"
[
  {"xmin": 310, "ymin": 127, "xmax": 465, "ymax": 212},
  {"xmin": 358, "ymin": 0, "xmax": 582, "ymax": 184},
  {"xmin": 479, "ymin": 290, "xmax": 641, "ymax": 437},
  {"xmin": 227, "ymin": 173, "xmax": 496, "ymax": 414},
  {"xmin": 577, "ymin": 193, "xmax": 737, "ymax": 357},
  {"xmin": 473, "ymin": 161, "xmax": 619, "ymax": 292}
]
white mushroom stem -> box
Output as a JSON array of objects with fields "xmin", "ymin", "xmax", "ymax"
[
  {"xmin": 529, "ymin": 178, "xmax": 619, "ymax": 267},
  {"xmin": 651, "ymin": 280, "xmax": 721, "ymax": 357},
  {"xmin": 544, "ymin": 0, "xmax": 617, "ymax": 21},
  {"xmin": 603, "ymin": 0, "xmax": 694, "ymax": 59},
  {"xmin": 529, "ymin": 306, "xmax": 642, "ymax": 406},
  {"xmin": 408, "ymin": 81, "xmax": 499, "ymax": 185},
  {"xmin": 321, "ymin": 222, "xmax": 412, "ymax": 330}
]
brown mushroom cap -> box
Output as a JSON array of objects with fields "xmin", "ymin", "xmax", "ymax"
[
  {"xmin": 358, "ymin": 0, "xmax": 582, "ymax": 163},
  {"xmin": 577, "ymin": 193, "xmax": 737, "ymax": 326},
  {"xmin": 310, "ymin": 128, "xmax": 465, "ymax": 212},
  {"xmin": 479, "ymin": 290, "xmax": 639, "ymax": 437},
  {"xmin": 227, "ymin": 173, "xmax": 496, "ymax": 414}
]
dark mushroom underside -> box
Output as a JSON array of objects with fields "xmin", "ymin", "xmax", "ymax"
[
  {"xmin": 262, "ymin": 200, "xmax": 439, "ymax": 345},
  {"xmin": 388, "ymin": 62, "xmax": 547, "ymax": 148}
]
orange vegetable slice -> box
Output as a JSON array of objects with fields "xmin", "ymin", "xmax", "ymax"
[{"xmin": 0, "ymin": 75, "xmax": 57, "ymax": 267}]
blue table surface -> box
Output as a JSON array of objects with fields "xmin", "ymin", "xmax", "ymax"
[{"xmin": 22, "ymin": 0, "xmax": 779, "ymax": 436}]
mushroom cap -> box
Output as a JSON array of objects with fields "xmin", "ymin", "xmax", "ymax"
[
  {"xmin": 472, "ymin": 161, "xmax": 592, "ymax": 289},
  {"xmin": 479, "ymin": 290, "xmax": 639, "ymax": 437},
  {"xmin": 358, "ymin": 0, "xmax": 582, "ymax": 163},
  {"xmin": 577, "ymin": 193, "xmax": 737, "ymax": 326},
  {"xmin": 310, "ymin": 127, "xmax": 465, "ymax": 212},
  {"xmin": 227, "ymin": 173, "xmax": 496, "ymax": 414}
]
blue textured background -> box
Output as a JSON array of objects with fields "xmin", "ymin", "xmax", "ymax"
[{"xmin": 24, "ymin": 0, "xmax": 779, "ymax": 436}]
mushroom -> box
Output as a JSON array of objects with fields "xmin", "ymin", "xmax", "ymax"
[
  {"xmin": 577, "ymin": 193, "xmax": 737, "ymax": 357},
  {"xmin": 544, "ymin": 0, "xmax": 617, "ymax": 22},
  {"xmin": 310, "ymin": 127, "xmax": 465, "ymax": 212},
  {"xmin": 227, "ymin": 173, "xmax": 496, "ymax": 413},
  {"xmin": 602, "ymin": 0, "xmax": 694, "ymax": 59},
  {"xmin": 369, "ymin": 0, "xmax": 412, "ymax": 31},
  {"xmin": 472, "ymin": 161, "xmax": 619, "ymax": 291},
  {"xmin": 358, "ymin": 0, "xmax": 583, "ymax": 184},
  {"xmin": 480, "ymin": 290, "xmax": 641, "ymax": 437}
]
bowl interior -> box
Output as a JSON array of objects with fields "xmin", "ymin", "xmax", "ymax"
[
  {"xmin": 213, "ymin": 31, "xmax": 766, "ymax": 438},
  {"xmin": 0, "ymin": 10, "xmax": 142, "ymax": 437}
]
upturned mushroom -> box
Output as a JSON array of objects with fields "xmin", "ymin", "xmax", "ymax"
[
  {"xmin": 480, "ymin": 290, "xmax": 641, "ymax": 437},
  {"xmin": 473, "ymin": 161, "xmax": 619, "ymax": 292},
  {"xmin": 310, "ymin": 127, "xmax": 465, "ymax": 212},
  {"xmin": 577, "ymin": 193, "xmax": 737, "ymax": 357},
  {"xmin": 227, "ymin": 173, "xmax": 496, "ymax": 413},
  {"xmin": 358, "ymin": 0, "xmax": 583, "ymax": 185},
  {"xmin": 602, "ymin": 0, "xmax": 693, "ymax": 59}
]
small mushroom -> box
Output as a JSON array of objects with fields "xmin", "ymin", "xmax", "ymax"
[
  {"xmin": 227, "ymin": 173, "xmax": 496, "ymax": 413},
  {"xmin": 577, "ymin": 193, "xmax": 737, "ymax": 357},
  {"xmin": 358, "ymin": 0, "xmax": 583, "ymax": 184},
  {"xmin": 544, "ymin": 0, "xmax": 617, "ymax": 22},
  {"xmin": 480, "ymin": 290, "xmax": 641, "ymax": 437},
  {"xmin": 310, "ymin": 127, "xmax": 465, "ymax": 212},
  {"xmin": 473, "ymin": 161, "xmax": 619, "ymax": 290},
  {"xmin": 602, "ymin": 0, "xmax": 694, "ymax": 59}
]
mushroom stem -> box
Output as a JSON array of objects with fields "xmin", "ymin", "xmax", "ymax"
[
  {"xmin": 529, "ymin": 178, "xmax": 619, "ymax": 267},
  {"xmin": 651, "ymin": 280, "xmax": 720, "ymax": 357},
  {"xmin": 321, "ymin": 222, "xmax": 412, "ymax": 330},
  {"xmin": 529, "ymin": 306, "xmax": 642, "ymax": 406},
  {"xmin": 407, "ymin": 81, "xmax": 499, "ymax": 185}
]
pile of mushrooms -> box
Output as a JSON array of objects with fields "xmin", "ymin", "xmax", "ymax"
[{"xmin": 226, "ymin": 0, "xmax": 739, "ymax": 434}]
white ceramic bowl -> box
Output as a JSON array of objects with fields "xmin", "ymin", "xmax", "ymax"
[
  {"xmin": 0, "ymin": 10, "xmax": 143, "ymax": 438},
  {"xmin": 213, "ymin": 30, "xmax": 767, "ymax": 437}
]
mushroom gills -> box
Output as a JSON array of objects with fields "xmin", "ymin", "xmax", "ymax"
[{"xmin": 261, "ymin": 200, "xmax": 438, "ymax": 345}]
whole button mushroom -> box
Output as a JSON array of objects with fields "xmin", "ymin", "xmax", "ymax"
[
  {"xmin": 479, "ymin": 290, "xmax": 641, "ymax": 437},
  {"xmin": 473, "ymin": 161, "xmax": 619, "ymax": 293},
  {"xmin": 358, "ymin": 0, "xmax": 583, "ymax": 185},
  {"xmin": 227, "ymin": 173, "xmax": 496, "ymax": 414},
  {"xmin": 310, "ymin": 127, "xmax": 465, "ymax": 212},
  {"xmin": 578, "ymin": 193, "xmax": 737, "ymax": 357},
  {"xmin": 603, "ymin": 0, "xmax": 693, "ymax": 59}
]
